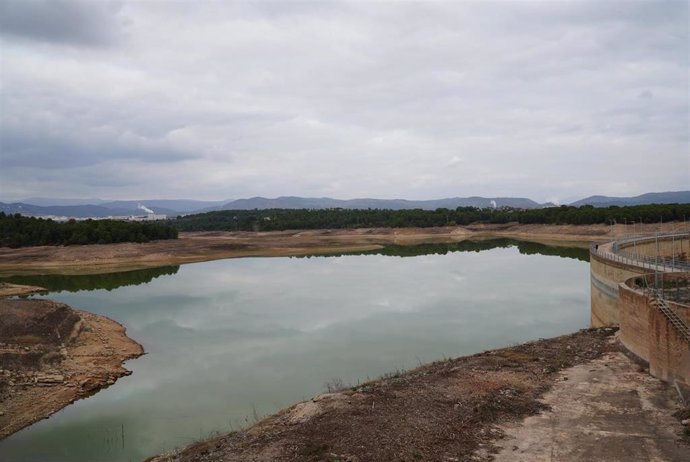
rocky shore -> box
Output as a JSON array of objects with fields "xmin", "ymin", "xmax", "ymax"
[{"xmin": 0, "ymin": 291, "xmax": 143, "ymax": 439}]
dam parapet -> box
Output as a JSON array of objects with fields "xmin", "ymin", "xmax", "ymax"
[
  {"xmin": 590, "ymin": 232, "xmax": 690, "ymax": 385},
  {"xmin": 611, "ymin": 233, "xmax": 690, "ymax": 272}
]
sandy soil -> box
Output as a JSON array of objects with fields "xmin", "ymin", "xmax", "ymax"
[
  {"xmin": 0, "ymin": 298, "xmax": 144, "ymax": 439},
  {"xmin": 1, "ymin": 222, "xmax": 685, "ymax": 276},
  {"xmin": 146, "ymin": 328, "xmax": 689, "ymax": 462}
]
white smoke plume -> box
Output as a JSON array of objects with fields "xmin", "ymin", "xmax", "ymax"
[
  {"xmin": 489, "ymin": 200, "xmax": 497, "ymax": 209},
  {"xmin": 138, "ymin": 204, "xmax": 154, "ymax": 214}
]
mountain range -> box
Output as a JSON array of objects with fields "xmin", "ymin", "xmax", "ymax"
[
  {"xmin": 214, "ymin": 196, "xmax": 541, "ymax": 211},
  {"xmin": 569, "ymin": 191, "xmax": 690, "ymax": 207},
  {"xmin": 1, "ymin": 191, "xmax": 688, "ymax": 219}
]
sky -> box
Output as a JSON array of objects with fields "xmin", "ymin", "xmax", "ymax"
[{"xmin": 0, "ymin": 0, "xmax": 688, "ymax": 203}]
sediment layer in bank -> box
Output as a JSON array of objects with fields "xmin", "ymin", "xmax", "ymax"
[{"xmin": 0, "ymin": 297, "xmax": 144, "ymax": 439}]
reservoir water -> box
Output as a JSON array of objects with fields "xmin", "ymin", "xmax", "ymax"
[{"xmin": 0, "ymin": 240, "xmax": 590, "ymax": 462}]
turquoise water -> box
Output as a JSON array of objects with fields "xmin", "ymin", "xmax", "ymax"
[{"xmin": 0, "ymin": 240, "xmax": 590, "ymax": 462}]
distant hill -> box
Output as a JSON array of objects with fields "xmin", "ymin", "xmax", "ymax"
[
  {"xmin": 0, "ymin": 202, "xmax": 180, "ymax": 218},
  {"xmin": 99, "ymin": 200, "xmax": 226, "ymax": 214},
  {"xmin": 2, "ymin": 196, "xmax": 542, "ymax": 217},
  {"xmin": 0, "ymin": 202, "xmax": 137, "ymax": 218},
  {"xmin": 569, "ymin": 191, "xmax": 690, "ymax": 207},
  {"xmin": 218, "ymin": 196, "xmax": 542, "ymax": 210},
  {"xmin": 3, "ymin": 199, "xmax": 227, "ymax": 218},
  {"xmin": 19, "ymin": 197, "xmax": 109, "ymax": 206},
  {"xmin": 4, "ymin": 191, "xmax": 689, "ymax": 218}
]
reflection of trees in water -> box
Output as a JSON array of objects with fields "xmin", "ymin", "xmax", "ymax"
[
  {"xmin": 295, "ymin": 239, "xmax": 590, "ymax": 262},
  {"xmin": 513, "ymin": 241, "xmax": 589, "ymax": 262},
  {"xmin": 1, "ymin": 241, "xmax": 586, "ymax": 292},
  {"xmin": 1, "ymin": 266, "xmax": 180, "ymax": 293}
]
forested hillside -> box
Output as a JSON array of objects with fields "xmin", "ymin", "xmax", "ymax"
[
  {"xmin": 0, "ymin": 213, "xmax": 178, "ymax": 248},
  {"xmin": 173, "ymin": 204, "xmax": 690, "ymax": 232}
]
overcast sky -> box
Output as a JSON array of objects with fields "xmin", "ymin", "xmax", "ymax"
[{"xmin": 1, "ymin": 0, "xmax": 688, "ymax": 203}]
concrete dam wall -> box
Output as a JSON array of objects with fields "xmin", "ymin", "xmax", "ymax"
[{"xmin": 590, "ymin": 233, "xmax": 690, "ymax": 385}]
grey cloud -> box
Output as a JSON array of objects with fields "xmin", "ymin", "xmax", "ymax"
[
  {"xmin": 0, "ymin": 0, "xmax": 124, "ymax": 46},
  {"xmin": 0, "ymin": 1, "xmax": 687, "ymax": 201},
  {"xmin": 0, "ymin": 125, "xmax": 195, "ymax": 170},
  {"xmin": 568, "ymin": 0, "xmax": 687, "ymax": 28}
]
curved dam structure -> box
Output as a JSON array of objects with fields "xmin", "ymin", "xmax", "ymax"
[{"xmin": 590, "ymin": 232, "xmax": 690, "ymax": 385}]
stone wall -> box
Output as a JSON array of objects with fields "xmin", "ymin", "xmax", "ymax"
[
  {"xmin": 618, "ymin": 282, "xmax": 650, "ymax": 361},
  {"xmin": 590, "ymin": 252, "xmax": 647, "ymax": 326},
  {"xmin": 618, "ymin": 281, "xmax": 690, "ymax": 385},
  {"xmin": 648, "ymin": 298, "xmax": 690, "ymax": 385},
  {"xmin": 590, "ymin": 234, "xmax": 690, "ymax": 385},
  {"xmin": 632, "ymin": 272, "xmax": 690, "ymax": 325}
]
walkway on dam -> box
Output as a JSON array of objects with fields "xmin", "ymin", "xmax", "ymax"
[
  {"xmin": 594, "ymin": 239, "xmax": 689, "ymax": 274},
  {"xmin": 494, "ymin": 348, "xmax": 689, "ymax": 461},
  {"xmin": 502, "ymin": 235, "xmax": 690, "ymax": 460}
]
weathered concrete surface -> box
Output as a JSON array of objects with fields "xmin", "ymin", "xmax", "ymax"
[{"xmin": 494, "ymin": 350, "xmax": 689, "ymax": 461}]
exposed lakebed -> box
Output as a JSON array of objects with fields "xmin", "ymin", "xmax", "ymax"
[{"xmin": 0, "ymin": 240, "xmax": 590, "ymax": 462}]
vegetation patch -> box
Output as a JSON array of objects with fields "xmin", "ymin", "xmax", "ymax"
[
  {"xmin": 0, "ymin": 212, "xmax": 178, "ymax": 248},
  {"xmin": 172, "ymin": 203, "xmax": 690, "ymax": 233}
]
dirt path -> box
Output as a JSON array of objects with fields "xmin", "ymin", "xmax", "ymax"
[
  {"xmin": 0, "ymin": 298, "xmax": 144, "ymax": 439},
  {"xmin": 2, "ymin": 222, "xmax": 685, "ymax": 276},
  {"xmin": 494, "ymin": 350, "xmax": 689, "ymax": 461},
  {"xmin": 146, "ymin": 328, "xmax": 689, "ymax": 462}
]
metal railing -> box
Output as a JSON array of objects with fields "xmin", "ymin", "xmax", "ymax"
[
  {"xmin": 590, "ymin": 244, "xmax": 685, "ymax": 272},
  {"xmin": 590, "ymin": 233, "xmax": 690, "ymax": 343},
  {"xmin": 630, "ymin": 273, "xmax": 690, "ymax": 305},
  {"xmin": 591, "ymin": 233, "xmax": 690, "ymax": 273},
  {"xmin": 630, "ymin": 275, "xmax": 690, "ymax": 343},
  {"xmin": 627, "ymin": 278, "xmax": 690, "ymax": 344},
  {"xmin": 650, "ymin": 290, "xmax": 690, "ymax": 343}
]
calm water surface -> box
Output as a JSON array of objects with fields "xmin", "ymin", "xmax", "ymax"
[{"xmin": 0, "ymin": 240, "xmax": 590, "ymax": 462}]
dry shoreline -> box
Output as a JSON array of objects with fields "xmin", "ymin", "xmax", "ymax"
[
  {"xmin": 147, "ymin": 328, "xmax": 689, "ymax": 462},
  {"xmin": 1, "ymin": 223, "xmax": 687, "ymax": 458},
  {"xmin": 0, "ymin": 286, "xmax": 144, "ymax": 439},
  {"xmin": 1, "ymin": 222, "xmax": 685, "ymax": 277}
]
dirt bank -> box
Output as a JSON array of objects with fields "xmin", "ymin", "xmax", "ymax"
[
  {"xmin": 1, "ymin": 222, "xmax": 685, "ymax": 276},
  {"xmin": 0, "ymin": 297, "xmax": 144, "ymax": 439},
  {"xmin": 0, "ymin": 283, "xmax": 46, "ymax": 297},
  {"xmin": 147, "ymin": 328, "xmax": 689, "ymax": 462}
]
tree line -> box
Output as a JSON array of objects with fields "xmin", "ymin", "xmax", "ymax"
[
  {"xmin": 4, "ymin": 203, "xmax": 687, "ymax": 248},
  {"xmin": 172, "ymin": 203, "xmax": 690, "ymax": 233},
  {"xmin": 0, "ymin": 213, "xmax": 178, "ymax": 248}
]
